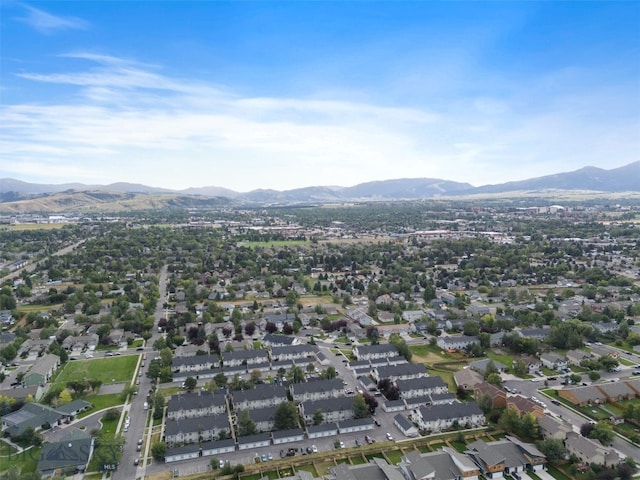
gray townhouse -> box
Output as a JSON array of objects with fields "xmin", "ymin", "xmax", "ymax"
[
  {"xmin": 23, "ymin": 353, "xmax": 60, "ymax": 387},
  {"xmin": 352, "ymin": 343, "xmax": 398, "ymax": 361},
  {"xmin": 413, "ymin": 401, "xmax": 485, "ymax": 433},
  {"xmin": 164, "ymin": 414, "xmax": 230, "ymax": 446},
  {"xmin": 237, "ymin": 405, "xmax": 279, "ymax": 432},
  {"xmin": 373, "ymin": 363, "xmax": 429, "ymax": 382},
  {"xmin": 262, "ymin": 333, "xmax": 298, "ymax": 346},
  {"xmin": 396, "ymin": 376, "xmax": 448, "ymax": 399},
  {"xmin": 230, "ymin": 384, "xmax": 288, "ymax": 411},
  {"xmin": 517, "ymin": 328, "xmax": 551, "ymax": 342},
  {"xmin": 221, "ymin": 349, "xmax": 269, "ymax": 368},
  {"xmin": 300, "ymin": 397, "xmax": 355, "ymax": 425},
  {"xmin": 270, "ymin": 344, "xmax": 318, "ymax": 362},
  {"xmin": 172, "ymin": 354, "xmax": 219, "ymax": 373},
  {"xmin": 166, "ymin": 391, "xmax": 228, "ymax": 420},
  {"xmin": 437, "ymin": 335, "xmax": 479, "ymax": 352},
  {"xmin": 290, "ymin": 378, "xmax": 344, "ymax": 402}
]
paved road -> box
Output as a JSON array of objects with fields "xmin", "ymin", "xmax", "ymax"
[{"xmin": 112, "ymin": 265, "xmax": 168, "ymax": 480}]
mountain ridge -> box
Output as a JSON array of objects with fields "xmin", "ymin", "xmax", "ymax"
[{"xmin": 1, "ymin": 161, "xmax": 638, "ymax": 213}]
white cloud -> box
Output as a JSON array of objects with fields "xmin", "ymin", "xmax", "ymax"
[
  {"xmin": 2, "ymin": 54, "xmax": 638, "ymax": 191},
  {"xmin": 18, "ymin": 5, "xmax": 89, "ymax": 34}
]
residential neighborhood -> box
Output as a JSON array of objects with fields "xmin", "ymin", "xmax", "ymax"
[{"xmin": 1, "ymin": 200, "xmax": 640, "ymax": 480}]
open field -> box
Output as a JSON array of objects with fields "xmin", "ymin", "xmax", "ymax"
[
  {"xmin": 1, "ymin": 223, "xmax": 67, "ymax": 231},
  {"xmin": 53, "ymin": 356, "xmax": 138, "ymax": 386}
]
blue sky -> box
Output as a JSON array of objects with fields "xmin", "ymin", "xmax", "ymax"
[{"xmin": 1, "ymin": 1, "xmax": 639, "ymax": 191}]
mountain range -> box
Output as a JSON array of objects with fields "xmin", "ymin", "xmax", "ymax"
[{"xmin": 0, "ymin": 161, "xmax": 638, "ymax": 213}]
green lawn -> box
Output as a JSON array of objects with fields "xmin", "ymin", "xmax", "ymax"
[
  {"xmin": 487, "ymin": 350, "xmax": 515, "ymax": 368},
  {"xmin": 0, "ymin": 446, "xmax": 41, "ymax": 475},
  {"xmin": 618, "ymin": 357, "xmax": 636, "ymax": 366},
  {"xmin": 241, "ymin": 240, "xmax": 311, "ymax": 248},
  {"xmin": 547, "ymin": 464, "xmax": 573, "ymax": 480},
  {"xmin": 0, "ymin": 440, "xmax": 18, "ymax": 457},
  {"xmin": 53, "ymin": 356, "xmax": 138, "ymax": 386},
  {"xmin": 428, "ymin": 368, "xmax": 456, "ymax": 391},
  {"xmin": 385, "ymin": 450, "xmax": 403, "ymax": 464},
  {"xmin": 79, "ymin": 393, "xmax": 123, "ymax": 418},
  {"xmin": 409, "ymin": 343, "xmax": 447, "ymax": 358}
]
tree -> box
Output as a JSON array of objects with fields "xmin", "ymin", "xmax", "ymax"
[
  {"xmin": 321, "ymin": 366, "xmax": 337, "ymax": 379},
  {"xmin": 274, "ymin": 402, "xmax": 298, "ymax": 430},
  {"xmin": 265, "ymin": 322, "xmax": 277, "ymax": 334},
  {"xmin": 151, "ymin": 391, "xmax": 165, "ymax": 420},
  {"xmin": 184, "ymin": 376, "xmax": 197, "ymax": 391},
  {"xmin": 569, "ymin": 373, "xmax": 582, "ymax": 385},
  {"xmin": 389, "ymin": 334, "xmax": 411, "ymax": 361},
  {"xmin": 536, "ymin": 438, "xmax": 566, "ymax": 463},
  {"xmin": 463, "ymin": 321, "xmax": 479, "ymax": 337},
  {"xmin": 580, "ymin": 422, "xmax": 594, "ymax": 438},
  {"xmin": 353, "ymin": 393, "xmax": 369, "ymax": 419},
  {"xmin": 486, "ymin": 373, "xmax": 502, "ymax": 387},
  {"xmin": 160, "ymin": 347, "xmax": 173, "ymax": 367},
  {"xmin": 362, "ymin": 391, "xmax": 379, "ymax": 414},
  {"xmin": 313, "ymin": 409, "xmax": 324, "ymax": 425},
  {"xmin": 58, "ymin": 388, "xmax": 72, "ymax": 405},
  {"xmin": 588, "ymin": 371, "xmax": 601, "ymax": 382},
  {"xmin": 519, "ymin": 412, "xmax": 539, "ymax": 439},
  {"xmin": 151, "ymin": 441, "xmax": 167, "ymax": 460},
  {"xmin": 244, "ymin": 322, "xmax": 256, "ymax": 336},
  {"xmin": 288, "ymin": 366, "xmax": 305, "ymax": 384},
  {"xmin": 590, "ymin": 421, "xmax": 615, "ymax": 446},
  {"xmin": 513, "ymin": 359, "xmax": 527, "ymax": 377},
  {"xmin": 238, "ymin": 410, "xmax": 257, "ymax": 436},
  {"xmin": 476, "ymin": 392, "xmax": 493, "ymax": 413}
]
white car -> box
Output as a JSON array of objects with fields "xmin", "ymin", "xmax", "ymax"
[{"xmin": 386, "ymin": 433, "xmax": 393, "ymax": 441}]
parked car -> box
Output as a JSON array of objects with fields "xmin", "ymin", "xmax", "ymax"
[{"xmin": 386, "ymin": 433, "xmax": 393, "ymax": 441}]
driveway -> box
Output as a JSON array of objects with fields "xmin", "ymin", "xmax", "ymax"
[{"xmin": 533, "ymin": 469, "xmax": 558, "ymax": 480}]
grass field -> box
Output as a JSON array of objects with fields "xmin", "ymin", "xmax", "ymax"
[
  {"xmin": 53, "ymin": 356, "xmax": 138, "ymax": 386},
  {"xmin": 80, "ymin": 393, "xmax": 123, "ymax": 417},
  {"xmin": 240, "ymin": 240, "xmax": 311, "ymax": 248},
  {"xmin": 0, "ymin": 446, "xmax": 40, "ymax": 475},
  {"xmin": 3, "ymin": 223, "xmax": 66, "ymax": 231}
]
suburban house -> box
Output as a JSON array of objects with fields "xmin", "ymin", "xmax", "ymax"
[
  {"xmin": 400, "ymin": 448, "xmax": 480, "ymax": 480},
  {"xmin": 537, "ymin": 414, "xmax": 572, "ymax": 441},
  {"xmin": 412, "ymin": 402, "xmax": 485, "ymax": 433},
  {"xmin": 231, "ymin": 384, "xmax": 288, "ymax": 411},
  {"xmin": 540, "ymin": 353, "xmax": 568, "ymax": 371},
  {"xmin": 166, "ymin": 391, "xmax": 227, "ymax": 420},
  {"xmin": 558, "ymin": 386, "xmax": 609, "ymax": 407},
  {"xmin": 506, "ymin": 395, "xmax": 544, "ymax": 418},
  {"xmin": 564, "ymin": 432, "xmax": 620, "ymax": 467},
  {"xmin": 290, "ymin": 379, "xmax": 343, "ymax": 402},
  {"xmin": 469, "ymin": 359, "xmax": 508, "ymax": 375},
  {"xmin": 517, "ymin": 328, "xmax": 551, "ymax": 341},
  {"xmin": 1, "ymin": 402, "xmax": 70, "ymax": 437},
  {"xmin": 566, "ymin": 349, "xmax": 592, "ymax": 365},
  {"xmin": 23, "ymin": 353, "xmax": 60, "ymax": 387},
  {"xmin": 37, "ymin": 429, "xmax": 94, "ymax": 478},
  {"xmin": 300, "ymin": 397, "xmax": 354, "ymax": 425},
  {"xmin": 517, "ymin": 356, "xmax": 542, "ymax": 374},
  {"xmin": 453, "ymin": 369, "xmax": 484, "ymax": 391},
  {"xmin": 466, "ymin": 436, "xmax": 547, "ymax": 477},
  {"xmin": 474, "ymin": 382, "xmax": 506, "ymax": 409}
]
